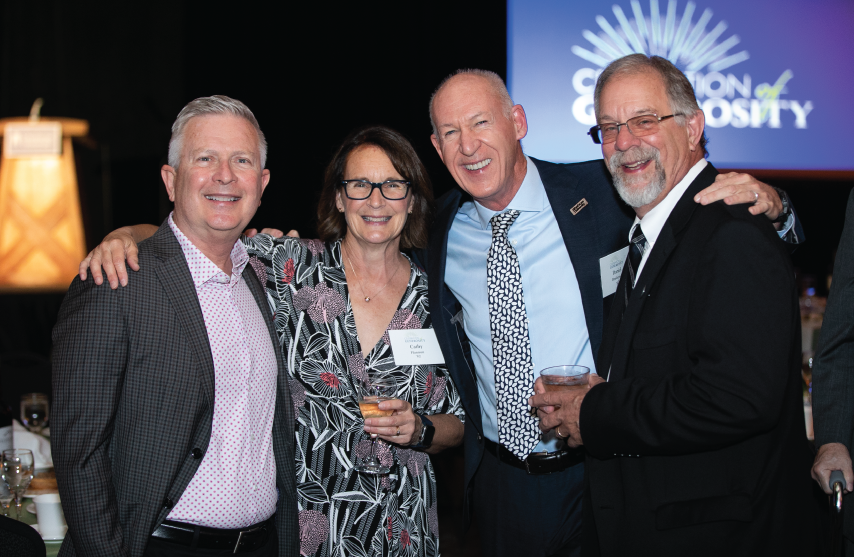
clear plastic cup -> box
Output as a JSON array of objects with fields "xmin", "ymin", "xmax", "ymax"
[{"xmin": 538, "ymin": 365, "xmax": 590, "ymax": 393}]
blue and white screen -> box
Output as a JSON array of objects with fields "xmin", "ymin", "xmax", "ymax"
[{"xmin": 508, "ymin": 0, "xmax": 854, "ymax": 170}]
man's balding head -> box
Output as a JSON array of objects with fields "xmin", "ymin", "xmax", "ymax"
[
  {"xmin": 429, "ymin": 69, "xmax": 513, "ymax": 137},
  {"xmin": 429, "ymin": 71, "xmax": 529, "ymax": 211}
]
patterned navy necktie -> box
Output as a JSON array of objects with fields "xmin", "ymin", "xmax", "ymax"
[
  {"xmin": 623, "ymin": 224, "xmax": 648, "ymax": 311},
  {"xmin": 487, "ymin": 210, "xmax": 540, "ymax": 459}
]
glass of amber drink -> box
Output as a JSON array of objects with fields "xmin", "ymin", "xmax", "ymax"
[
  {"xmin": 539, "ymin": 365, "xmax": 590, "ymax": 395},
  {"xmin": 355, "ymin": 374, "xmax": 397, "ymax": 475}
]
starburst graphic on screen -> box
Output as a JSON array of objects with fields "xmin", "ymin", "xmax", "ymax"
[{"xmin": 571, "ymin": 0, "xmax": 748, "ymax": 72}]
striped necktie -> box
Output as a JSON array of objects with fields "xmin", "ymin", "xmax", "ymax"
[{"xmin": 623, "ymin": 224, "xmax": 648, "ymax": 311}]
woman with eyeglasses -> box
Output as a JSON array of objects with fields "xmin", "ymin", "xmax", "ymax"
[{"xmin": 79, "ymin": 125, "xmax": 464, "ymax": 557}]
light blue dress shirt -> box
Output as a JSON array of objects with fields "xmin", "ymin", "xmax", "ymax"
[{"xmin": 445, "ymin": 157, "xmax": 594, "ymax": 452}]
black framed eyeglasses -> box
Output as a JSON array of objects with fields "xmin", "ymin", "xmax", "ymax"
[
  {"xmin": 341, "ymin": 179, "xmax": 410, "ymax": 200},
  {"xmin": 588, "ymin": 113, "xmax": 680, "ymax": 145}
]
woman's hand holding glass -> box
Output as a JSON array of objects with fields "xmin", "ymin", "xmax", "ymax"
[
  {"xmin": 355, "ymin": 375, "xmax": 398, "ymax": 475},
  {"xmin": 363, "ymin": 398, "xmax": 421, "ymax": 446}
]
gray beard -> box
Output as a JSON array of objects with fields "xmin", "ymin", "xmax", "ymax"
[{"xmin": 608, "ymin": 148, "xmax": 667, "ymax": 208}]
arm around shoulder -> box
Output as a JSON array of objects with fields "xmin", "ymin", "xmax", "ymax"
[{"xmin": 79, "ymin": 223, "xmax": 158, "ymax": 288}]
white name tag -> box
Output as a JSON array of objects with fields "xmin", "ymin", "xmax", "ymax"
[
  {"xmin": 389, "ymin": 329, "xmax": 446, "ymax": 366},
  {"xmin": 599, "ymin": 246, "xmax": 628, "ymax": 298},
  {"xmin": 3, "ymin": 122, "xmax": 62, "ymax": 158}
]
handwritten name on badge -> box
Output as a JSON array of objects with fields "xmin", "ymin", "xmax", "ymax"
[
  {"xmin": 388, "ymin": 329, "xmax": 446, "ymax": 366},
  {"xmin": 570, "ymin": 198, "xmax": 588, "ymax": 215},
  {"xmin": 599, "ymin": 246, "xmax": 628, "ymax": 297}
]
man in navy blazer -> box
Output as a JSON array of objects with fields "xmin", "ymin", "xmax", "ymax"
[{"xmin": 426, "ymin": 69, "xmax": 796, "ymax": 556}]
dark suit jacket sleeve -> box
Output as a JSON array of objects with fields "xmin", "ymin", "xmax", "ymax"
[
  {"xmin": 581, "ymin": 219, "xmax": 796, "ymax": 458},
  {"xmin": 52, "ymin": 277, "xmax": 132, "ymax": 557},
  {"xmin": 813, "ymin": 189, "xmax": 854, "ymax": 448}
]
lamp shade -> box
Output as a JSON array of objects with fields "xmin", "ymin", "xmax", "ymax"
[{"xmin": 0, "ymin": 117, "xmax": 88, "ymax": 290}]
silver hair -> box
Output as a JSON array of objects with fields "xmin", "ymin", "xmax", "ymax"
[
  {"xmin": 429, "ymin": 69, "xmax": 514, "ymax": 138},
  {"xmin": 167, "ymin": 95, "xmax": 267, "ymax": 169},
  {"xmin": 593, "ymin": 54, "xmax": 708, "ymax": 157}
]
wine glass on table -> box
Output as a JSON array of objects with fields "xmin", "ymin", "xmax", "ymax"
[
  {"xmin": 355, "ymin": 374, "xmax": 397, "ymax": 475},
  {"xmin": 2, "ymin": 449, "xmax": 34, "ymax": 520},
  {"xmin": 20, "ymin": 393, "xmax": 49, "ymax": 434}
]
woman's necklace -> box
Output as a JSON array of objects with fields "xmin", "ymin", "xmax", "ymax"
[{"xmin": 343, "ymin": 243, "xmax": 403, "ymax": 303}]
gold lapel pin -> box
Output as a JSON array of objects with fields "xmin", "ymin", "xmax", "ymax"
[{"xmin": 570, "ymin": 198, "xmax": 588, "ymax": 215}]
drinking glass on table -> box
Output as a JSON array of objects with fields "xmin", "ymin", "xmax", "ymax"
[
  {"xmin": 2, "ymin": 449, "xmax": 34, "ymax": 520},
  {"xmin": 20, "ymin": 393, "xmax": 49, "ymax": 434},
  {"xmin": 539, "ymin": 365, "xmax": 591, "ymax": 405},
  {"xmin": 0, "ymin": 476, "xmax": 12, "ymax": 517},
  {"xmin": 355, "ymin": 374, "xmax": 397, "ymax": 475}
]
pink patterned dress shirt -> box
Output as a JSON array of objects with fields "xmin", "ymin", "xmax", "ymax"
[{"xmin": 166, "ymin": 214, "xmax": 278, "ymax": 528}]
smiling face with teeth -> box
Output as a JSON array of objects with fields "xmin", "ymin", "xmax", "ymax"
[
  {"xmin": 335, "ymin": 144, "xmax": 413, "ymax": 251},
  {"xmin": 598, "ymin": 69, "xmax": 705, "ymax": 217},
  {"xmin": 162, "ymin": 114, "xmax": 270, "ymax": 258},
  {"xmin": 430, "ymin": 75, "xmax": 529, "ymax": 211}
]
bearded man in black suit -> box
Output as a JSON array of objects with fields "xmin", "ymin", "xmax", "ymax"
[{"xmin": 530, "ymin": 54, "xmax": 814, "ymax": 556}]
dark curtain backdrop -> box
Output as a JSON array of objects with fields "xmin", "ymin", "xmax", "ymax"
[
  {"xmin": 0, "ymin": 0, "xmax": 507, "ymax": 246},
  {"xmin": 0, "ymin": 0, "xmax": 849, "ymax": 340}
]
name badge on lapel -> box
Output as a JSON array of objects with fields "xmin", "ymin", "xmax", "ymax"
[
  {"xmin": 388, "ymin": 329, "xmax": 446, "ymax": 366},
  {"xmin": 570, "ymin": 198, "xmax": 588, "ymax": 215},
  {"xmin": 599, "ymin": 246, "xmax": 629, "ymax": 297}
]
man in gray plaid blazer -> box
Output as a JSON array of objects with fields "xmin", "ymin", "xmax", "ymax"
[{"xmin": 52, "ymin": 96, "xmax": 298, "ymax": 556}]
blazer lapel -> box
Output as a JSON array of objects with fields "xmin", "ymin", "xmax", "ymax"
[
  {"xmin": 533, "ymin": 158, "xmax": 607, "ymax": 365},
  {"xmin": 427, "ymin": 190, "xmax": 461, "ymax": 320},
  {"xmin": 243, "ymin": 263, "xmax": 290, "ymax": 423},
  {"xmin": 428, "ymin": 190, "xmax": 484, "ymax": 434},
  {"xmin": 605, "ymin": 163, "xmax": 719, "ymax": 382},
  {"xmin": 243, "ymin": 259, "xmax": 297, "ymax": 500},
  {"xmin": 598, "ymin": 258, "xmax": 632, "ymax": 379},
  {"xmin": 150, "ymin": 223, "xmax": 216, "ymax": 409}
]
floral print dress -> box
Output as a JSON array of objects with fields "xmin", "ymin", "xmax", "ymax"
[{"xmin": 242, "ymin": 235, "xmax": 465, "ymax": 557}]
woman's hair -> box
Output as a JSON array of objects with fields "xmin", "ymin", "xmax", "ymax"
[{"xmin": 317, "ymin": 125, "xmax": 434, "ymax": 249}]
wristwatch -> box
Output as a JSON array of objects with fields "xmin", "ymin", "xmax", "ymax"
[
  {"xmin": 772, "ymin": 187, "xmax": 791, "ymax": 224},
  {"xmin": 411, "ymin": 414, "xmax": 435, "ymax": 450}
]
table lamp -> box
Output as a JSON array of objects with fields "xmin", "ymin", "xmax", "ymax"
[{"xmin": 0, "ymin": 100, "xmax": 88, "ymax": 290}]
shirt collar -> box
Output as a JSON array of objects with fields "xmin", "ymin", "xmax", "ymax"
[
  {"xmin": 629, "ymin": 158, "xmax": 708, "ymax": 247},
  {"xmin": 168, "ymin": 212, "xmax": 249, "ymax": 288},
  {"xmin": 472, "ymin": 156, "xmax": 547, "ymax": 230}
]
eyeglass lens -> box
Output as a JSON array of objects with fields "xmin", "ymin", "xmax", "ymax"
[
  {"xmin": 344, "ymin": 180, "xmax": 408, "ymax": 200},
  {"xmin": 596, "ymin": 114, "xmax": 665, "ymax": 144}
]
